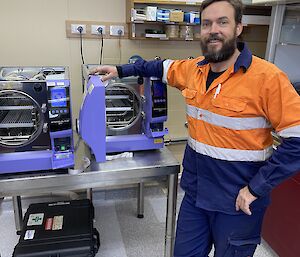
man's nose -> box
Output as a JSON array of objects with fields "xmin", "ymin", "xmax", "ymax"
[{"xmin": 209, "ymin": 22, "xmax": 219, "ymax": 33}]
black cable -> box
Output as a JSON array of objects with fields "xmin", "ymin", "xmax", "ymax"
[
  {"xmin": 99, "ymin": 31, "xmax": 104, "ymax": 65},
  {"xmin": 77, "ymin": 26, "xmax": 85, "ymax": 93},
  {"xmin": 79, "ymin": 28, "xmax": 85, "ymax": 65},
  {"xmin": 118, "ymin": 33, "xmax": 122, "ymax": 64}
]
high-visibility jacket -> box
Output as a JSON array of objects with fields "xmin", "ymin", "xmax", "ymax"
[{"xmin": 119, "ymin": 42, "xmax": 300, "ymax": 214}]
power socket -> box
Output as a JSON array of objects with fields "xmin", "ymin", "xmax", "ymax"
[
  {"xmin": 91, "ymin": 25, "xmax": 106, "ymax": 35},
  {"xmin": 71, "ymin": 24, "xmax": 87, "ymax": 34},
  {"xmin": 110, "ymin": 25, "xmax": 124, "ymax": 36}
]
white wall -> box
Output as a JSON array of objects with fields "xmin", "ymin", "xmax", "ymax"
[{"xmin": 0, "ymin": 0, "xmax": 268, "ymax": 140}]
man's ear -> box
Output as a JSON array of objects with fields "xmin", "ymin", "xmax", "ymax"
[{"xmin": 236, "ymin": 23, "xmax": 243, "ymax": 37}]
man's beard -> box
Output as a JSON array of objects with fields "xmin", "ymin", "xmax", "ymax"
[{"xmin": 200, "ymin": 32, "xmax": 237, "ymax": 63}]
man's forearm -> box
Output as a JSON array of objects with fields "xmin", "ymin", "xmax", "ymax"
[
  {"xmin": 117, "ymin": 58, "xmax": 164, "ymax": 78},
  {"xmin": 249, "ymin": 137, "xmax": 300, "ymax": 197}
]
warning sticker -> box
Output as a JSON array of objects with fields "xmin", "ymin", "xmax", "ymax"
[
  {"xmin": 45, "ymin": 218, "xmax": 53, "ymax": 230},
  {"xmin": 154, "ymin": 138, "xmax": 163, "ymax": 144},
  {"xmin": 24, "ymin": 230, "xmax": 35, "ymax": 240},
  {"xmin": 52, "ymin": 215, "xmax": 64, "ymax": 230},
  {"xmin": 27, "ymin": 213, "xmax": 44, "ymax": 226}
]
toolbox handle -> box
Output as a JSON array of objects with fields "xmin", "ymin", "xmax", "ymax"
[{"xmin": 93, "ymin": 228, "xmax": 100, "ymax": 252}]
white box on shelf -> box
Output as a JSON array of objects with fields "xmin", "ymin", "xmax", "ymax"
[
  {"xmin": 146, "ymin": 6, "xmax": 157, "ymax": 21},
  {"xmin": 145, "ymin": 33, "xmax": 167, "ymax": 38}
]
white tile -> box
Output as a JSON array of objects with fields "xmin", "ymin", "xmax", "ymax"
[
  {"xmin": 94, "ymin": 200, "xmax": 127, "ymax": 257},
  {"xmin": 0, "ymin": 210, "xmax": 19, "ymax": 257}
]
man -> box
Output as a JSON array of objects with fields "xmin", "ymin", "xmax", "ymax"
[{"xmin": 90, "ymin": 0, "xmax": 300, "ymax": 256}]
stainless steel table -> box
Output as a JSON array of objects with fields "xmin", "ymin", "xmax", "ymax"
[{"xmin": 0, "ymin": 147, "xmax": 180, "ymax": 257}]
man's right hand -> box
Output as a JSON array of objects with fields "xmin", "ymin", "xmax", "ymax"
[{"xmin": 89, "ymin": 65, "xmax": 118, "ymax": 82}]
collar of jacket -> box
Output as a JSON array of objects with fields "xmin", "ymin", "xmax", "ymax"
[{"xmin": 196, "ymin": 42, "xmax": 252, "ymax": 73}]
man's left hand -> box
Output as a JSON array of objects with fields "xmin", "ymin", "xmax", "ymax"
[{"xmin": 235, "ymin": 186, "xmax": 257, "ymax": 215}]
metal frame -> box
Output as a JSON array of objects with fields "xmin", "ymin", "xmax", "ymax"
[
  {"xmin": 0, "ymin": 147, "xmax": 180, "ymax": 257},
  {"xmin": 265, "ymin": 4, "xmax": 286, "ymax": 62}
]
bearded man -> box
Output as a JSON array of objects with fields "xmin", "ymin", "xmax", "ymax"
[{"xmin": 90, "ymin": 0, "xmax": 300, "ymax": 256}]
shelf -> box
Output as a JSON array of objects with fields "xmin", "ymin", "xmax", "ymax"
[
  {"xmin": 133, "ymin": 0, "xmax": 202, "ymax": 6},
  {"xmin": 132, "ymin": 0, "xmax": 270, "ymax": 6},
  {"xmin": 0, "ymin": 110, "xmax": 34, "ymax": 128},
  {"xmin": 127, "ymin": 0, "xmax": 271, "ymax": 41},
  {"xmin": 130, "ymin": 21, "xmax": 200, "ymax": 26},
  {"xmin": 130, "ymin": 36, "xmax": 201, "ymax": 41},
  {"xmin": 0, "ymin": 106, "xmax": 34, "ymax": 111},
  {"xmin": 131, "ymin": 16, "xmax": 270, "ymax": 26}
]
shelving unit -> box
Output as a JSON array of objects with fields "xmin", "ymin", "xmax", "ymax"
[
  {"xmin": 131, "ymin": 0, "xmax": 202, "ymax": 5},
  {"xmin": 126, "ymin": 0, "xmax": 202, "ymax": 41},
  {"xmin": 126, "ymin": 0, "xmax": 272, "ymax": 41}
]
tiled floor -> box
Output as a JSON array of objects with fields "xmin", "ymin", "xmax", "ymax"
[{"xmin": 0, "ymin": 186, "xmax": 278, "ymax": 257}]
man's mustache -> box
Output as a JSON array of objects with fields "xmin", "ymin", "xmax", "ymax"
[{"xmin": 206, "ymin": 34, "xmax": 224, "ymax": 43}]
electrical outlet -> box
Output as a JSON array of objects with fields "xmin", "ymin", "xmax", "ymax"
[
  {"xmin": 91, "ymin": 25, "xmax": 106, "ymax": 35},
  {"xmin": 71, "ymin": 24, "xmax": 87, "ymax": 34},
  {"xmin": 110, "ymin": 25, "xmax": 124, "ymax": 36}
]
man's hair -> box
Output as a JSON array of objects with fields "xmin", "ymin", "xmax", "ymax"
[{"xmin": 200, "ymin": 0, "xmax": 244, "ymax": 24}]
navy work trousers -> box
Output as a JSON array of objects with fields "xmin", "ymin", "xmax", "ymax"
[{"xmin": 174, "ymin": 194, "xmax": 266, "ymax": 257}]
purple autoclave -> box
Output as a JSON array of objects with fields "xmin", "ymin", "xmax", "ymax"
[
  {"xmin": 79, "ymin": 64, "xmax": 168, "ymax": 162},
  {"xmin": 0, "ymin": 66, "xmax": 74, "ymax": 174}
]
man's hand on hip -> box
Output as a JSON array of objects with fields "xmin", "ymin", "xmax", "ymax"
[
  {"xmin": 235, "ymin": 186, "xmax": 257, "ymax": 215},
  {"xmin": 89, "ymin": 65, "xmax": 118, "ymax": 81}
]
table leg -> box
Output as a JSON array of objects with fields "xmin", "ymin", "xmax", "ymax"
[
  {"xmin": 164, "ymin": 174, "xmax": 178, "ymax": 257},
  {"xmin": 137, "ymin": 182, "xmax": 144, "ymax": 218},
  {"xmin": 13, "ymin": 196, "xmax": 23, "ymax": 234},
  {"xmin": 86, "ymin": 188, "xmax": 93, "ymax": 201}
]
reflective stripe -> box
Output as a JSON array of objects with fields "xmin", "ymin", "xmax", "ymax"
[
  {"xmin": 188, "ymin": 137, "xmax": 273, "ymax": 161},
  {"xmin": 277, "ymin": 125, "xmax": 300, "ymax": 138},
  {"xmin": 163, "ymin": 59, "xmax": 174, "ymax": 84},
  {"xmin": 186, "ymin": 104, "xmax": 271, "ymax": 130}
]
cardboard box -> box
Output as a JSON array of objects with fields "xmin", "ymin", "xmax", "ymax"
[
  {"xmin": 146, "ymin": 6, "xmax": 157, "ymax": 21},
  {"xmin": 169, "ymin": 11, "xmax": 184, "ymax": 22}
]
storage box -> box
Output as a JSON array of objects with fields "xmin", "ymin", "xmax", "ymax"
[
  {"xmin": 184, "ymin": 11, "xmax": 200, "ymax": 24},
  {"xmin": 132, "ymin": 8, "xmax": 147, "ymax": 21},
  {"xmin": 146, "ymin": 6, "xmax": 157, "ymax": 21},
  {"xmin": 169, "ymin": 10, "xmax": 184, "ymax": 22},
  {"xmin": 13, "ymin": 199, "xmax": 100, "ymax": 257},
  {"xmin": 157, "ymin": 9, "xmax": 170, "ymax": 22}
]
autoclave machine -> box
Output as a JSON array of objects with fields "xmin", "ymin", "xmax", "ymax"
[
  {"xmin": 79, "ymin": 64, "xmax": 168, "ymax": 162},
  {"xmin": 0, "ymin": 66, "xmax": 74, "ymax": 174}
]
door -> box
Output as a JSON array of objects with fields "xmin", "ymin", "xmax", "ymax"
[{"xmin": 0, "ymin": 82, "xmax": 51, "ymax": 153}]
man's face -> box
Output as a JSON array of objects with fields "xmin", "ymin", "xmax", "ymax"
[{"xmin": 200, "ymin": 1, "xmax": 242, "ymax": 63}]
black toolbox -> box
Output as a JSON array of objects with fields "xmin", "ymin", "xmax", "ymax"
[{"xmin": 13, "ymin": 199, "xmax": 100, "ymax": 257}]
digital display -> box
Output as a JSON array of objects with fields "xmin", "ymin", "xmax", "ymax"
[
  {"xmin": 153, "ymin": 81, "xmax": 165, "ymax": 98},
  {"xmin": 51, "ymin": 87, "xmax": 67, "ymax": 107}
]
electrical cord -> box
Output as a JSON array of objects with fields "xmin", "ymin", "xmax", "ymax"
[
  {"xmin": 118, "ymin": 31, "xmax": 122, "ymax": 64},
  {"xmin": 77, "ymin": 26, "xmax": 86, "ymax": 93},
  {"xmin": 30, "ymin": 68, "xmax": 57, "ymax": 80},
  {"xmin": 98, "ymin": 28, "xmax": 104, "ymax": 65},
  {"xmin": 78, "ymin": 26, "xmax": 85, "ymax": 65}
]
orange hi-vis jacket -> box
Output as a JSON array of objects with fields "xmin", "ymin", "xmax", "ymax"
[
  {"xmin": 164, "ymin": 46, "xmax": 300, "ymax": 162},
  {"xmin": 119, "ymin": 42, "xmax": 300, "ymax": 214}
]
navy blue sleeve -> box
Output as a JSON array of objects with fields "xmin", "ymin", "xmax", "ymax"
[
  {"xmin": 117, "ymin": 58, "xmax": 164, "ymax": 78},
  {"xmin": 249, "ymin": 137, "xmax": 300, "ymax": 197}
]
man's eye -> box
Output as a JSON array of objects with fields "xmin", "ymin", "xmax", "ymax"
[{"xmin": 219, "ymin": 20, "xmax": 228, "ymax": 25}]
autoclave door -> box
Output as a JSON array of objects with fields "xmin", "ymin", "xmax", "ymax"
[{"xmin": 0, "ymin": 82, "xmax": 51, "ymax": 153}]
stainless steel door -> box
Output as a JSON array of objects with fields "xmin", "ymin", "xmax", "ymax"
[
  {"xmin": 105, "ymin": 78, "xmax": 143, "ymax": 136},
  {"xmin": 0, "ymin": 83, "xmax": 51, "ymax": 152},
  {"xmin": 0, "ymin": 90, "xmax": 44, "ymax": 147}
]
